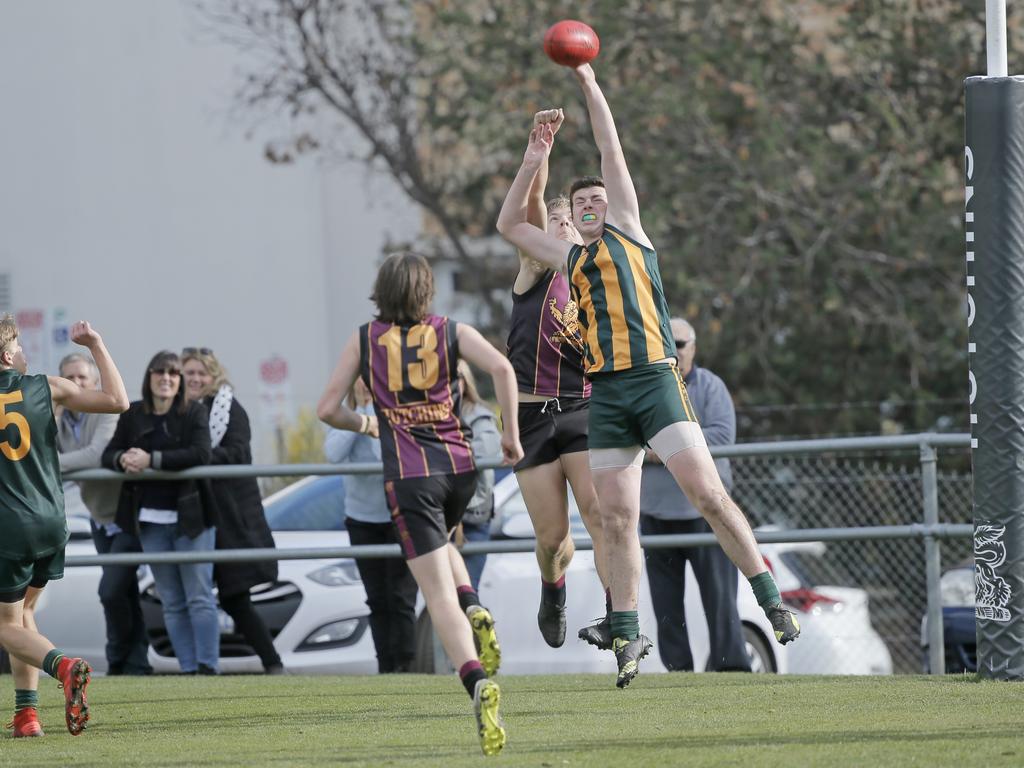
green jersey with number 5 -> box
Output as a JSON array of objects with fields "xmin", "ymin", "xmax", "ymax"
[{"xmin": 0, "ymin": 369, "xmax": 67, "ymax": 560}]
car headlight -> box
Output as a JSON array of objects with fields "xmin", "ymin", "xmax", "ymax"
[
  {"xmin": 306, "ymin": 560, "xmax": 361, "ymax": 587},
  {"xmin": 296, "ymin": 619, "xmax": 364, "ymax": 652},
  {"xmin": 940, "ymin": 568, "xmax": 975, "ymax": 607}
]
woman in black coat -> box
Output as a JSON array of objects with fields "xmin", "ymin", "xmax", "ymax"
[
  {"xmin": 102, "ymin": 350, "xmax": 220, "ymax": 674},
  {"xmin": 181, "ymin": 348, "xmax": 283, "ymax": 674}
]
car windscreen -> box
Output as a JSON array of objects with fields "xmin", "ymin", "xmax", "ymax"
[{"xmin": 264, "ymin": 476, "xmax": 347, "ymax": 531}]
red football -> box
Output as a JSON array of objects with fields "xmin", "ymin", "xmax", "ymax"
[{"xmin": 543, "ymin": 20, "xmax": 600, "ymax": 68}]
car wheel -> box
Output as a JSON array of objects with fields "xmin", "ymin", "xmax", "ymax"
[
  {"xmin": 411, "ymin": 611, "xmax": 435, "ymax": 674},
  {"xmin": 743, "ymin": 625, "xmax": 776, "ymax": 673}
]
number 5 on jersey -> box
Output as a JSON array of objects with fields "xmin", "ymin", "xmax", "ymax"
[
  {"xmin": 377, "ymin": 324, "xmax": 440, "ymax": 392},
  {"xmin": 0, "ymin": 390, "xmax": 31, "ymax": 461}
]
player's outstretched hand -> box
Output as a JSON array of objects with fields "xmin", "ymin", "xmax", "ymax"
[
  {"xmin": 70, "ymin": 321, "xmax": 103, "ymax": 349},
  {"xmin": 533, "ymin": 108, "xmax": 564, "ymax": 136},
  {"xmin": 366, "ymin": 415, "xmax": 379, "ymax": 439},
  {"xmin": 523, "ymin": 123, "xmax": 554, "ymax": 168},
  {"xmin": 501, "ymin": 433, "xmax": 524, "ymax": 466}
]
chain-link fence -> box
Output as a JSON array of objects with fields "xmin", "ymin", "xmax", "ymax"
[{"xmin": 728, "ymin": 447, "xmax": 973, "ymax": 673}]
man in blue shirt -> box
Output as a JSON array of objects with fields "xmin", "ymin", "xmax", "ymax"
[{"xmin": 639, "ymin": 318, "xmax": 751, "ymax": 672}]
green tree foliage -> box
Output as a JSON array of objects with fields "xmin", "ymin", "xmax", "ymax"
[{"xmin": 202, "ymin": 0, "xmax": 1006, "ymax": 437}]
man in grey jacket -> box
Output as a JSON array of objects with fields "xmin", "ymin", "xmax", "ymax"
[
  {"xmin": 639, "ymin": 319, "xmax": 752, "ymax": 672},
  {"xmin": 56, "ymin": 353, "xmax": 151, "ymax": 675}
]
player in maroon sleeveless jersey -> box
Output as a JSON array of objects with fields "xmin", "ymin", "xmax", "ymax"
[
  {"xmin": 506, "ymin": 110, "xmax": 610, "ymax": 650},
  {"xmin": 317, "ymin": 252, "xmax": 521, "ymax": 757}
]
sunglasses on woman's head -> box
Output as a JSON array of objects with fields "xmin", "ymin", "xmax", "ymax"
[{"xmin": 182, "ymin": 347, "xmax": 213, "ymax": 356}]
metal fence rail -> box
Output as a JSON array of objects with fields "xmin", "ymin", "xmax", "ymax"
[
  {"xmin": 65, "ymin": 432, "xmax": 974, "ymax": 675},
  {"xmin": 66, "ymin": 524, "xmax": 974, "ymax": 566}
]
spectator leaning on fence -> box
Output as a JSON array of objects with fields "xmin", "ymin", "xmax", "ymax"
[
  {"xmin": 102, "ymin": 350, "xmax": 220, "ymax": 675},
  {"xmin": 181, "ymin": 347, "xmax": 284, "ymax": 675},
  {"xmin": 56, "ymin": 352, "xmax": 152, "ymax": 677},
  {"xmin": 453, "ymin": 360, "xmax": 502, "ymax": 593},
  {"xmin": 324, "ymin": 377, "xmax": 418, "ymax": 674},
  {"xmin": 639, "ymin": 318, "xmax": 751, "ymax": 672}
]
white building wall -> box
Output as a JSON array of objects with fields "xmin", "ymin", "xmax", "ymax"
[{"xmin": 0, "ymin": 1, "xmax": 408, "ymax": 462}]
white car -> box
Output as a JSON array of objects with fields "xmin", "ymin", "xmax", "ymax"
[
  {"xmin": 482, "ymin": 473, "xmax": 786, "ymax": 675},
  {"xmin": 756, "ymin": 534, "xmax": 893, "ymax": 675},
  {"xmin": 35, "ymin": 479, "xmax": 379, "ymax": 675},
  {"xmin": 484, "ymin": 476, "xmax": 892, "ymax": 676},
  {"xmin": 142, "ymin": 475, "xmax": 377, "ymax": 674}
]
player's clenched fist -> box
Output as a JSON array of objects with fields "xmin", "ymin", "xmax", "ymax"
[
  {"xmin": 70, "ymin": 321, "xmax": 103, "ymax": 348},
  {"xmin": 533, "ymin": 108, "xmax": 564, "ymax": 135}
]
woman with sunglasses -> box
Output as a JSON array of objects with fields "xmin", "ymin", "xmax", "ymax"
[
  {"xmin": 181, "ymin": 348, "xmax": 284, "ymax": 675},
  {"xmin": 101, "ymin": 351, "xmax": 220, "ymax": 674}
]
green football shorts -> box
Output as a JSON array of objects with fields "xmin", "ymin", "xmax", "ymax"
[
  {"xmin": 587, "ymin": 362, "xmax": 698, "ymax": 449},
  {"xmin": 0, "ymin": 548, "xmax": 65, "ymax": 602}
]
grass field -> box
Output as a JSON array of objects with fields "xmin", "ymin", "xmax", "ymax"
[{"xmin": 2, "ymin": 672, "xmax": 1023, "ymax": 767}]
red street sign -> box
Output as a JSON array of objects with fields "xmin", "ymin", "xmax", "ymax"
[{"xmin": 260, "ymin": 355, "xmax": 288, "ymax": 385}]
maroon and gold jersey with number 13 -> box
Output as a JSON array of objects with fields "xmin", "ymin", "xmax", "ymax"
[{"xmin": 359, "ymin": 314, "xmax": 475, "ymax": 482}]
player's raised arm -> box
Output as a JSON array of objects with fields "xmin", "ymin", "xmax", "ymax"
[
  {"xmin": 48, "ymin": 322, "xmax": 129, "ymax": 414},
  {"xmin": 455, "ymin": 323, "xmax": 523, "ymax": 466},
  {"xmin": 316, "ymin": 331, "xmax": 378, "ymax": 437},
  {"xmin": 526, "ymin": 147, "xmax": 549, "ymax": 232},
  {"xmin": 573, "ymin": 63, "xmax": 651, "ymax": 248},
  {"xmin": 525, "ymin": 110, "xmax": 563, "ymax": 230},
  {"xmin": 497, "ymin": 122, "xmax": 574, "ymax": 270}
]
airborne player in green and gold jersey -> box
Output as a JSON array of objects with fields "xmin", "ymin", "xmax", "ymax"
[
  {"xmin": 0, "ymin": 315, "xmax": 128, "ymax": 737},
  {"xmin": 497, "ymin": 63, "xmax": 800, "ymax": 689}
]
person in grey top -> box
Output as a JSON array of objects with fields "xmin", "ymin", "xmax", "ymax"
[
  {"xmin": 324, "ymin": 378, "xmax": 418, "ymax": 673},
  {"xmin": 639, "ymin": 318, "xmax": 751, "ymax": 672},
  {"xmin": 56, "ymin": 352, "xmax": 151, "ymax": 676},
  {"xmin": 453, "ymin": 360, "xmax": 502, "ymax": 592}
]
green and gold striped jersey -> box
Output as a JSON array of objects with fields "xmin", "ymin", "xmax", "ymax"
[
  {"xmin": 0, "ymin": 369, "xmax": 67, "ymax": 560},
  {"xmin": 567, "ymin": 224, "xmax": 675, "ymax": 374}
]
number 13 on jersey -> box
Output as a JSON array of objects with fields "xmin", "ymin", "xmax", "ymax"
[{"xmin": 377, "ymin": 324, "xmax": 440, "ymax": 392}]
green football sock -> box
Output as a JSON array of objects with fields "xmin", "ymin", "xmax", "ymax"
[
  {"xmin": 610, "ymin": 610, "xmax": 640, "ymax": 641},
  {"xmin": 749, "ymin": 571, "xmax": 782, "ymax": 612},
  {"xmin": 43, "ymin": 649, "xmax": 66, "ymax": 679},
  {"xmin": 15, "ymin": 689, "xmax": 38, "ymax": 712}
]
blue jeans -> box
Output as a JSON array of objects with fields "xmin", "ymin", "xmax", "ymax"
[{"xmin": 139, "ymin": 523, "xmax": 220, "ymax": 673}]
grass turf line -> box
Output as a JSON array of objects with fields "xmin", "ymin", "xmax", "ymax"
[{"xmin": 2, "ymin": 673, "xmax": 1023, "ymax": 767}]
